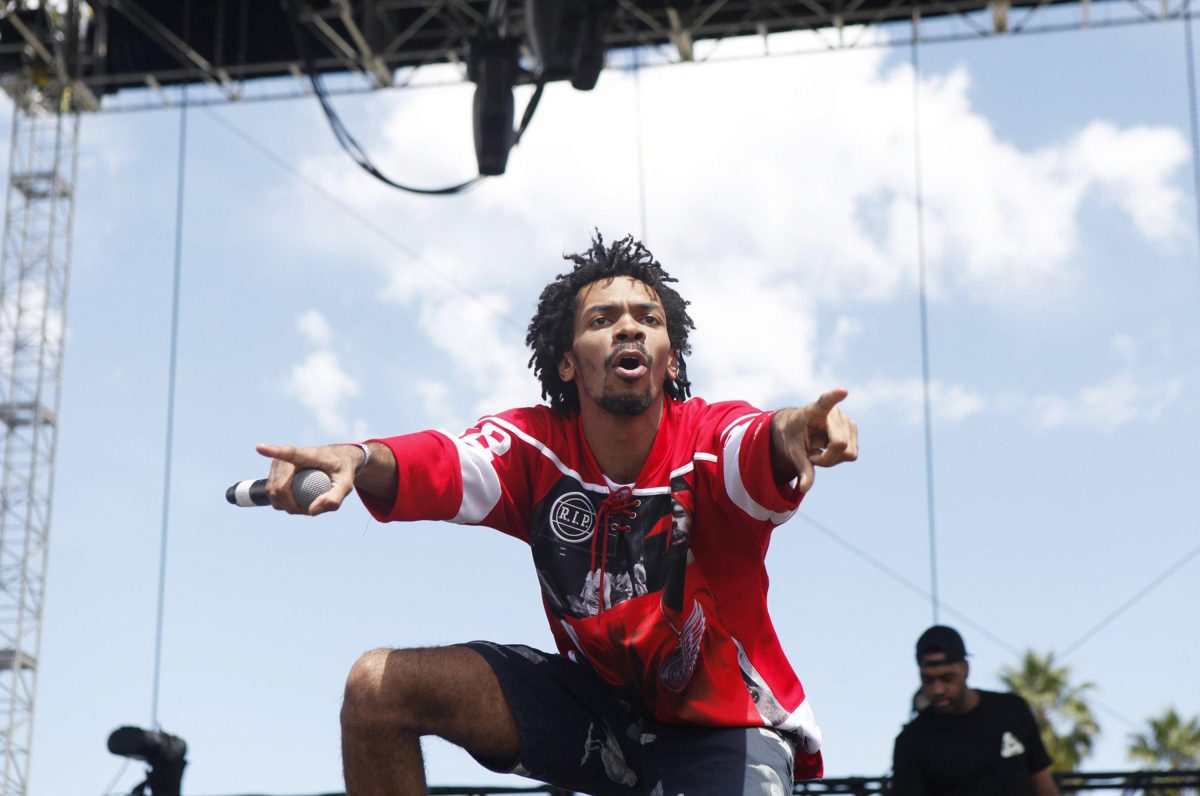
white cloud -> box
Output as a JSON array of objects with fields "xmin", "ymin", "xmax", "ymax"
[
  {"xmin": 283, "ymin": 311, "xmax": 365, "ymax": 437},
  {"xmin": 297, "ymin": 309, "xmax": 332, "ymax": 347},
  {"xmin": 1063, "ymin": 121, "xmax": 1189, "ymax": 243},
  {"xmin": 853, "ymin": 377, "xmax": 988, "ymax": 426},
  {"xmin": 380, "ymin": 249, "xmax": 542, "ymax": 422},
  {"xmin": 1026, "ymin": 329, "xmax": 1186, "ymax": 432},
  {"xmin": 685, "ymin": 263, "xmax": 823, "ymax": 406},
  {"xmin": 1031, "ymin": 373, "xmax": 1181, "ymax": 432},
  {"xmin": 268, "ymin": 33, "xmax": 1188, "ymax": 421}
]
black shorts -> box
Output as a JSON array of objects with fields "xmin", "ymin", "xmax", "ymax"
[{"xmin": 461, "ymin": 641, "xmax": 798, "ymax": 796}]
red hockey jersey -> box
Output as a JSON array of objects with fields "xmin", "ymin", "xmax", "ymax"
[{"xmin": 361, "ymin": 396, "xmax": 824, "ymax": 778}]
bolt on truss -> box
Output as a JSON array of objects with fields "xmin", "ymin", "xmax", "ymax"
[{"xmin": 0, "ymin": 81, "xmax": 78, "ymax": 796}]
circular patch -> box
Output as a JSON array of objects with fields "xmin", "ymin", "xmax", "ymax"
[{"xmin": 549, "ymin": 491, "xmax": 596, "ymax": 543}]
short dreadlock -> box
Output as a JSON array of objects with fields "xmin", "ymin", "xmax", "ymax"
[{"xmin": 527, "ymin": 232, "xmax": 695, "ymax": 413}]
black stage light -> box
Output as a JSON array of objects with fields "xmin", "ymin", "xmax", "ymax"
[
  {"xmin": 107, "ymin": 725, "xmax": 187, "ymax": 796},
  {"xmin": 524, "ymin": 0, "xmax": 614, "ymax": 90},
  {"xmin": 469, "ymin": 33, "xmax": 519, "ymax": 176}
]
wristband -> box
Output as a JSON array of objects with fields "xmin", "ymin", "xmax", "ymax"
[{"xmin": 341, "ymin": 442, "xmax": 371, "ymax": 476}]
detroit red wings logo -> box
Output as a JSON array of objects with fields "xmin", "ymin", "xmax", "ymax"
[{"xmin": 659, "ymin": 600, "xmax": 705, "ymax": 692}]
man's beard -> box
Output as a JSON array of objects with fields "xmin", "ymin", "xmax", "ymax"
[
  {"xmin": 598, "ymin": 391, "xmax": 653, "ymax": 416},
  {"xmin": 597, "ymin": 344, "xmax": 654, "ymax": 416}
]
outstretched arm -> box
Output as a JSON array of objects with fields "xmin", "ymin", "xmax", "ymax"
[
  {"xmin": 769, "ymin": 387, "xmax": 858, "ymax": 493},
  {"xmin": 255, "ymin": 440, "xmax": 397, "ymax": 516}
]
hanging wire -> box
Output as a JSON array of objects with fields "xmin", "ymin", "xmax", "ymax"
[
  {"xmin": 910, "ymin": 16, "xmax": 940, "ymax": 625},
  {"xmin": 1184, "ymin": 0, "xmax": 1200, "ymax": 276},
  {"xmin": 201, "ymin": 108, "xmax": 525, "ymax": 332},
  {"xmin": 797, "ymin": 511, "xmax": 1144, "ymax": 731},
  {"xmin": 632, "ymin": 49, "xmax": 649, "ymax": 243},
  {"xmin": 1059, "ymin": 539, "xmax": 1200, "ymax": 659},
  {"xmin": 795, "ymin": 512, "xmax": 1020, "ymax": 656},
  {"xmin": 99, "ymin": 758, "xmax": 131, "ymax": 796},
  {"xmin": 151, "ymin": 81, "xmax": 188, "ymax": 729}
]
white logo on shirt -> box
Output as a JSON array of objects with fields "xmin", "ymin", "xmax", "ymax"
[
  {"xmin": 1000, "ymin": 731, "xmax": 1026, "ymax": 759},
  {"xmin": 549, "ymin": 492, "xmax": 596, "ymax": 543},
  {"xmin": 461, "ymin": 422, "xmax": 512, "ymax": 458}
]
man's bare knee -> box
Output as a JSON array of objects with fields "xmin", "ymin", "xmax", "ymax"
[
  {"xmin": 340, "ymin": 646, "xmax": 520, "ymax": 764},
  {"xmin": 342, "ymin": 648, "xmax": 422, "ymax": 734}
]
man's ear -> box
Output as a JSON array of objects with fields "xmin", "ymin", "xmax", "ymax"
[
  {"xmin": 558, "ymin": 352, "xmax": 576, "ymax": 383},
  {"xmin": 667, "ymin": 350, "xmax": 679, "ymax": 381}
]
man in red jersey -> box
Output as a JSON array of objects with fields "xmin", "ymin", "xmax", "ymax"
[{"xmin": 258, "ymin": 233, "xmax": 858, "ymax": 795}]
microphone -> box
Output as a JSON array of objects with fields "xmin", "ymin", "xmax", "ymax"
[{"xmin": 226, "ymin": 468, "xmax": 332, "ymax": 509}]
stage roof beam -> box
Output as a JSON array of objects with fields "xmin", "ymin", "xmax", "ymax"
[
  {"xmin": 102, "ymin": 0, "xmax": 239, "ymax": 100},
  {"xmin": 381, "ymin": 0, "xmax": 448, "ymax": 56},
  {"xmin": 667, "ymin": 7, "xmax": 695, "ymax": 61},
  {"xmin": 332, "ymin": 0, "xmax": 394, "ymax": 87}
]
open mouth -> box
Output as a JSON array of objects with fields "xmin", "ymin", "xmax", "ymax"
[{"xmin": 610, "ymin": 349, "xmax": 649, "ymax": 380}]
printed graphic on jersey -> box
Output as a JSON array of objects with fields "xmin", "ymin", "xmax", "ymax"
[
  {"xmin": 1000, "ymin": 731, "xmax": 1026, "ymax": 758},
  {"xmin": 659, "ymin": 599, "xmax": 705, "ymax": 692},
  {"xmin": 549, "ymin": 491, "xmax": 596, "ymax": 543},
  {"xmin": 532, "ymin": 478, "xmax": 674, "ymax": 620},
  {"xmin": 577, "ymin": 567, "xmax": 646, "ymax": 616}
]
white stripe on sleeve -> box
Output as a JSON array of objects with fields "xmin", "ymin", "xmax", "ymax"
[
  {"xmin": 441, "ymin": 431, "xmax": 503, "ymax": 524},
  {"xmin": 722, "ymin": 417, "xmax": 797, "ymax": 525}
]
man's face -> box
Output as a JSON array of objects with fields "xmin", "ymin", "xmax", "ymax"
[
  {"xmin": 919, "ymin": 654, "xmax": 971, "ymax": 714},
  {"xmin": 559, "ymin": 276, "xmax": 677, "ymax": 417}
]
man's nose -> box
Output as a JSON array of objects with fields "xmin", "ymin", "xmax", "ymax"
[{"xmin": 613, "ymin": 314, "xmax": 644, "ymax": 341}]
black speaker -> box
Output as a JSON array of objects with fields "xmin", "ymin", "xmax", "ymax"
[
  {"xmin": 524, "ymin": 0, "xmax": 614, "ymax": 90},
  {"xmin": 469, "ymin": 34, "xmax": 519, "ymax": 176}
]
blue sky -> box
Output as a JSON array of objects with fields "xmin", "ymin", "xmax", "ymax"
[{"xmin": 14, "ymin": 17, "xmax": 1200, "ymax": 795}]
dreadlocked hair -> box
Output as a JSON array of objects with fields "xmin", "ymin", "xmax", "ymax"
[{"xmin": 526, "ymin": 232, "xmax": 695, "ymax": 413}]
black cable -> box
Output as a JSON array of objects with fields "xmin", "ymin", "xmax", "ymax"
[
  {"xmin": 513, "ymin": 81, "xmax": 545, "ymax": 146},
  {"xmin": 281, "ymin": 0, "xmax": 543, "ymax": 196},
  {"xmin": 281, "ymin": 0, "xmax": 478, "ymax": 194}
]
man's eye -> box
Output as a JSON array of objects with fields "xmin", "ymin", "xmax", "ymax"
[
  {"xmin": 591, "ymin": 317, "xmax": 610, "ymax": 327},
  {"xmin": 644, "ymin": 315, "xmax": 661, "ymax": 325}
]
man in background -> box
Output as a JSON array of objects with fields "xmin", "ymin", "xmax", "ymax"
[{"xmin": 891, "ymin": 625, "xmax": 1060, "ymax": 796}]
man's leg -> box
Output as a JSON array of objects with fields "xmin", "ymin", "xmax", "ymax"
[{"xmin": 340, "ymin": 645, "xmax": 521, "ymax": 796}]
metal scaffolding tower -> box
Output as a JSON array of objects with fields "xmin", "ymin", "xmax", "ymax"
[{"xmin": 0, "ymin": 76, "xmax": 78, "ymax": 795}]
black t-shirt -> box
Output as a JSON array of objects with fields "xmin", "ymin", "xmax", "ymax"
[{"xmin": 890, "ymin": 690, "xmax": 1053, "ymax": 796}]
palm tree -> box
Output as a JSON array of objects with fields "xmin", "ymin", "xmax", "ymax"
[
  {"xmin": 999, "ymin": 649, "xmax": 1099, "ymax": 772},
  {"xmin": 1129, "ymin": 707, "xmax": 1200, "ymax": 770}
]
